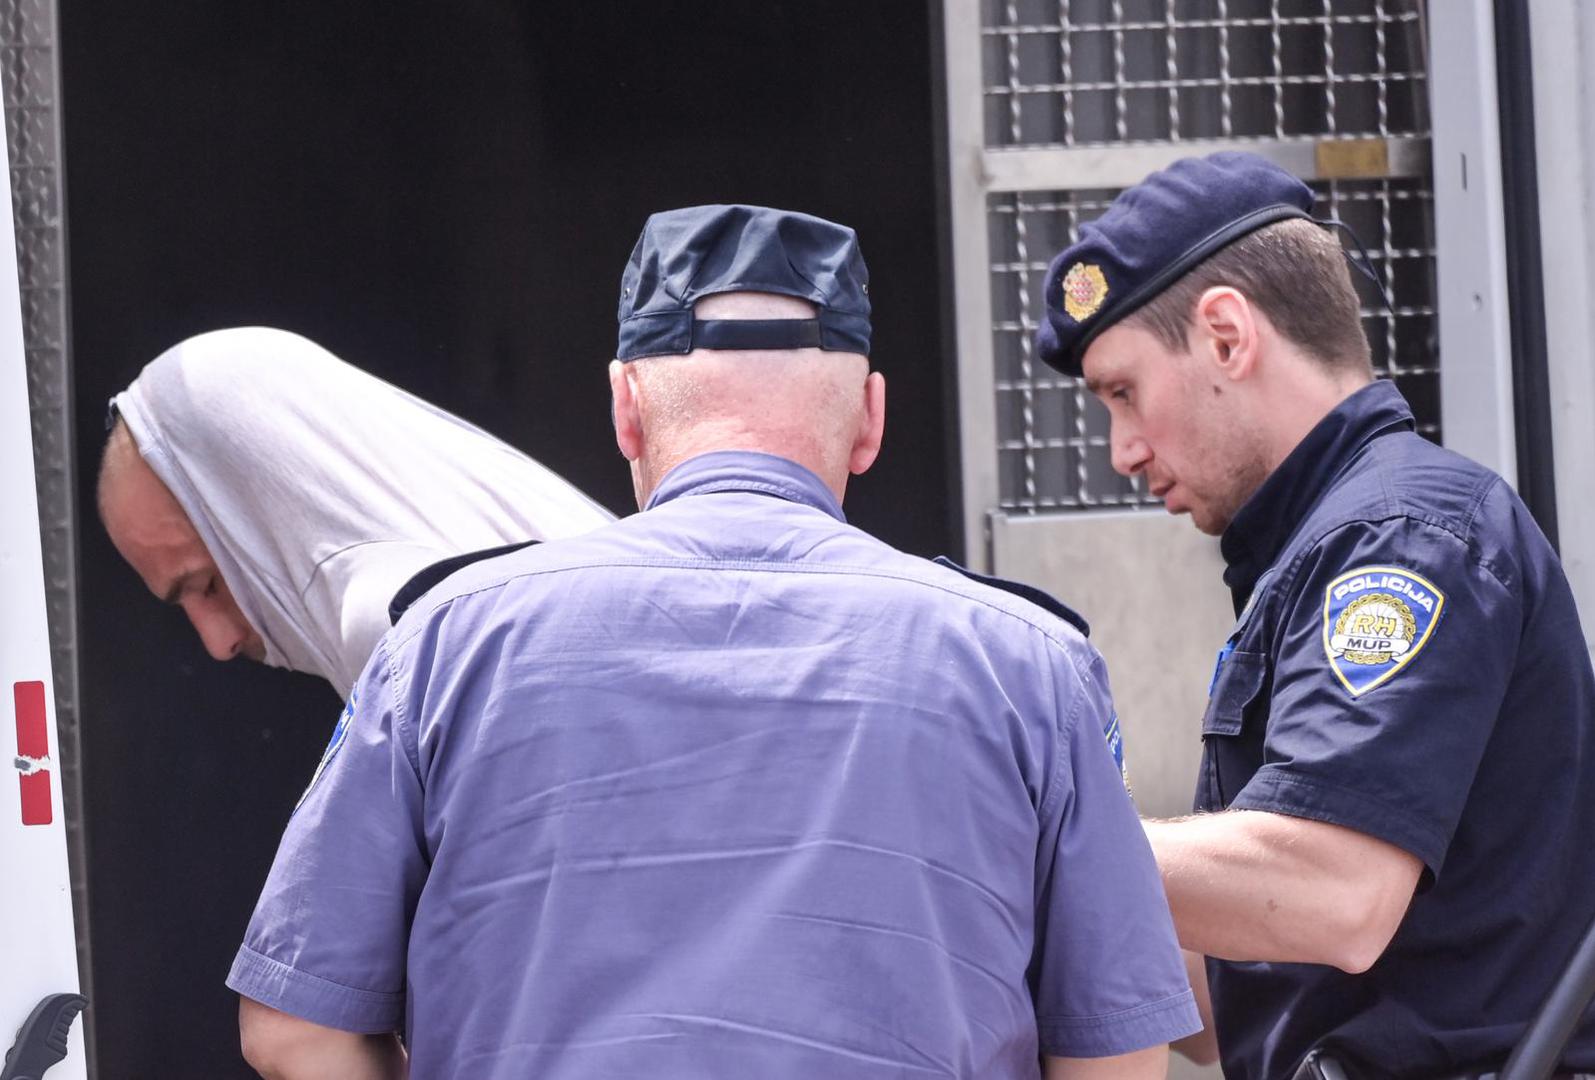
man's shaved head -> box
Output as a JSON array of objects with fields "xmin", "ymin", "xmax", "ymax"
[
  {"xmin": 97, "ymin": 417, "xmax": 141, "ymax": 519},
  {"xmin": 608, "ymin": 291, "xmax": 885, "ymax": 508},
  {"xmin": 99, "ymin": 418, "xmax": 265, "ymax": 663}
]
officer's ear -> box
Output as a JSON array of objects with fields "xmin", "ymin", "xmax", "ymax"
[
  {"xmin": 609, "ymin": 359, "xmax": 644, "ymax": 462},
  {"xmin": 1192, "ymin": 286, "xmax": 1260, "ymax": 384},
  {"xmin": 848, "ymin": 370, "xmax": 886, "ymax": 477}
]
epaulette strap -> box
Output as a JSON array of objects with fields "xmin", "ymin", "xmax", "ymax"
[
  {"xmin": 932, "ymin": 556, "xmax": 1091, "ymax": 638},
  {"xmin": 388, "ymin": 539, "xmax": 541, "ymax": 625}
]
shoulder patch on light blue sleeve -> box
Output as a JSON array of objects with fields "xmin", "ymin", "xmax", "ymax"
[
  {"xmin": 296, "ymin": 689, "xmax": 356, "ymax": 811},
  {"xmin": 1102, "ymin": 708, "xmax": 1126, "ymax": 786},
  {"xmin": 1322, "ymin": 565, "xmax": 1446, "ymax": 697}
]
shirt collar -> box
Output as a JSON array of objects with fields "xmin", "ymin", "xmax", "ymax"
[
  {"xmin": 645, "ymin": 450, "xmax": 847, "ymax": 523},
  {"xmin": 1220, "ymin": 379, "xmax": 1415, "ymax": 599}
]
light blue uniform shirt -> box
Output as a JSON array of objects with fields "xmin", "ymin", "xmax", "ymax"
[{"xmin": 228, "ymin": 451, "xmax": 1198, "ymax": 1078}]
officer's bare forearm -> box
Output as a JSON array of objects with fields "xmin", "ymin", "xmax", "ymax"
[
  {"xmin": 1143, "ymin": 810, "xmax": 1421, "ymax": 973},
  {"xmin": 239, "ymin": 998, "xmax": 407, "ymax": 1080}
]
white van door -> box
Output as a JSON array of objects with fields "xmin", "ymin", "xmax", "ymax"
[{"xmin": 0, "ymin": 76, "xmax": 86, "ymax": 1078}]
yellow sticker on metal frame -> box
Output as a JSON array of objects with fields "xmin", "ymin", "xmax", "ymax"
[
  {"xmin": 1061, "ymin": 262, "xmax": 1109, "ymax": 322},
  {"xmin": 1321, "ymin": 565, "xmax": 1445, "ymax": 697}
]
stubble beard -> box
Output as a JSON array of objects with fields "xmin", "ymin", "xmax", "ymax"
[{"xmin": 1197, "ymin": 442, "xmax": 1271, "ymax": 536}]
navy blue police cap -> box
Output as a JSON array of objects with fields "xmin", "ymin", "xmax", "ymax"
[
  {"xmin": 1035, "ymin": 152, "xmax": 1315, "ymax": 377},
  {"xmin": 617, "ymin": 204, "xmax": 871, "ymax": 361}
]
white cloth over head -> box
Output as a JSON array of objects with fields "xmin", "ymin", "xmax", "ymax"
[{"xmin": 114, "ymin": 326, "xmax": 614, "ymax": 698}]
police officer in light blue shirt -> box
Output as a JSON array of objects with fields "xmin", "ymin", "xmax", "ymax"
[
  {"xmin": 226, "ymin": 204, "xmax": 1200, "ymax": 1079},
  {"xmin": 1035, "ymin": 153, "xmax": 1595, "ymax": 1079}
]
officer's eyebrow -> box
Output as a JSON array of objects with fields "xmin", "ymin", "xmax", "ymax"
[{"xmin": 1082, "ymin": 376, "xmax": 1104, "ymax": 395}]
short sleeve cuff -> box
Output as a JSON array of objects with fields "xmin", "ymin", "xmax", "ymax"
[
  {"xmin": 1230, "ymin": 765, "xmax": 1449, "ymax": 874},
  {"xmin": 1037, "ymin": 989, "xmax": 1202, "ymax": 1058},
  {"xmin": 226, "ymin": 945, "xmax": 404, "ymax": 1034}
]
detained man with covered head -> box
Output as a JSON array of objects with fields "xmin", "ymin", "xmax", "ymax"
[
  {"xmin": 99, "ymin": 418, "xmax": 268, "ymax": 664},
  {"xmin": 229, "ymin": 204, "xmax": 1198, "ymax": 1080},
  {"xmin": 97, "ymin": 327, "xmax": 613, "ymax": 698}
]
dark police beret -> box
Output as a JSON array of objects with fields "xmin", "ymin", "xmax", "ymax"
[
  {"xmin": 617, "ymin": 204, "xmax": 871, "ymax": 361},
  {"xmin": 1035, "ymin": 151, "xmax": 1315, "ymax": 377}
]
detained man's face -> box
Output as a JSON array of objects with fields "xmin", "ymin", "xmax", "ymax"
[
  {"xmin": 1081, "ymin": 321, "xmax": 1269, "ymax": 536},
  {"xmin": 100, "ymin": 452, "xmax": 267, "ymax": 664}
]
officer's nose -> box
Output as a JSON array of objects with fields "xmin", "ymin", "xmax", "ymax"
[{"xmin": 1109, "ymin": 423, "xmax": 1151, "ymax": 478}]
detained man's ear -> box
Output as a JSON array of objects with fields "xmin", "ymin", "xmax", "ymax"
[
  {"xmin": 848, "ymin": 370, "xmax": 887, "ymax": 476},
  {"xmin": 609, "ymin": 359, "xmax": 644, "ymax": 462},
  {"xmin": 1193, "ymin": 287, "xmax": 1260, "ymax": 383}
]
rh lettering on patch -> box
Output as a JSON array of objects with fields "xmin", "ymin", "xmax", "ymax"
[{"xmin": 1322, "ymin": 565, "xmax": 1445, "ymax": 697}]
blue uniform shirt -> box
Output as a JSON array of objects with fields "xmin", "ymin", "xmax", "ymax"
[
  {"xmin": 1202, "ymin": 381, "xmax": 1595, "ymax": 1079},
  {"xmin": 228, "ymin": 451, "xmax": 1199, "ymax": 1079}
]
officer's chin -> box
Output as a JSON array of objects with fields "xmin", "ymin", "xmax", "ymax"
[{"xmin": 1182, "ymin": 503, "xmax": 1229, "ymax": 537}]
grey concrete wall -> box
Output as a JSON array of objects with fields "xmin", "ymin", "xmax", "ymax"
[{"xmin": 991, "ymin": 509, "xmax": 1235, "ymax": 821}]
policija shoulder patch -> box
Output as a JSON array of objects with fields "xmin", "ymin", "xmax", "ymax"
[{"xmin": 1322, "ymin": 566, "xmax": 1445, "ymax": 697}]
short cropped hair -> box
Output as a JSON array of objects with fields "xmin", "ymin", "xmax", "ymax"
[{"xmin": 1124, "ymin": 217, "xmax": 1373, "ymax": 373}]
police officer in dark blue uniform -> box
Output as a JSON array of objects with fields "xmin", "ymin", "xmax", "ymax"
[{"xmin": 1032, "ymin": 152, "xmax": 1595, "ymax": 1079}]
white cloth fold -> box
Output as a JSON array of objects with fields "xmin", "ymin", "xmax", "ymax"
[{"xmin": 115, "ymin": 326, "xmax": 613, "ymax": 697}]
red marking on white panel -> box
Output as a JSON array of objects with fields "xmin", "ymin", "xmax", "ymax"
[{"xmin": 14, "ymin": 680, "xmax": 50, "ymax": 825}]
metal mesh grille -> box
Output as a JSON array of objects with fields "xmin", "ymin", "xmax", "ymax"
[
  {"xmin": 989, "ymin": 177, "xmax": 1437, "ymax": 511},
  {"xmin": 982, "ymin": 0, "xmax": 1427, "ymax": 149}
]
